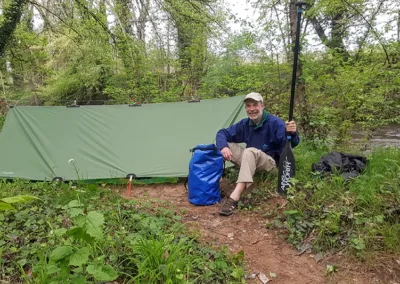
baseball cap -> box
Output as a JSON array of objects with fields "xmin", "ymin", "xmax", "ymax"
[{"xmin": 244, "ymin": 92, "xmax": 263, "ymax": 103}]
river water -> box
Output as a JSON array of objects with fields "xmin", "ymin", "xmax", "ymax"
[{"xmin": 351, "ymin": 124, "xmax": 400, "ymax": 149}]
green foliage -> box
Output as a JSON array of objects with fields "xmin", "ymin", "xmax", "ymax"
[
  {"xmin": 0, "ymin": 10, "xmax": 49, "ymax": 105},
  {"xmin": 275, "ymin": 143, "xmax": 400, "ymax": 258},
  {"xmin": 0, "ymin": 181, "xmax": 245, "ymax": 283},
  {"xmin": 0, "ymin": 0, "xmax": 27, "ymax": 57},
  {"xmin": 130, "ymin": 234, "xmax": 204, "ymax": 283},
  {"xmin": 0, "ymin": 114, "xmax": 4, "ymax": 131},
  {"xmin": 163, "ymin": 0, "xmax": 217, "ymax": 98},
  {"xmin": 300, "ymin": 48, "xmax": 400, "ymax": 143},
  {"xmin": 0, "ymin": 194, "xmax": 40, "ymax": 211},
  {"xmin": 201, "ymin": 61, "xmax": 276, "ymax": 98},
  {"xmin": 41, "ymin": 26, "xmax": 115, "ymax": 104},
  {"xmin": 200, "ymin": 32, "xmax": 292, "ymax": 103},
  {"xmin": 8, "ymin": 23, "xmax": 49, "ymax": 87}
]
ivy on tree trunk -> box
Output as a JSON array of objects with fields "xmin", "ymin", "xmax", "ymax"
[{"xmin": 0, "ymin": 0, "xmax": 28, "ymax": 57}]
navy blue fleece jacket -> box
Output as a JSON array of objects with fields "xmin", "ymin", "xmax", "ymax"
[{"xmin": 215, "ymin": 111, "xmax": 300, "ymax": 163}]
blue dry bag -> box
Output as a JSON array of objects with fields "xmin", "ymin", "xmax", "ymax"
[{"xmin": 186, "ymin": 144, "xmax": 224, "ymax": 205}]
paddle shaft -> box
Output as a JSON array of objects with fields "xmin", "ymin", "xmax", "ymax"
[
  {"xmin": 276, "ymin": 1, "xmax": 305, "ymax": 196},
  {"xmin": 288, "ymin": 2, "xmax": 305, "ymax": 122}
]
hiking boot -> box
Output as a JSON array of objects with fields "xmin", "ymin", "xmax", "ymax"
[{"xmin": 219, "ymin": 197, "xmax": 238, "ymax": 216}]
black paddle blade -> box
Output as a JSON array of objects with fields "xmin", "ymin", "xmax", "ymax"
[{"xmin": 277, "ymin": 141, "xmax": 296, "ymax": 195}]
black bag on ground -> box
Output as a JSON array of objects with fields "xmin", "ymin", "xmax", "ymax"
[{"xmin": 312, "ymin": 151, "xmax": 368, "ymax": 180}]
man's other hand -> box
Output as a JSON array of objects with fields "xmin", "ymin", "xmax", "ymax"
[
  {"xmin": 286, "ymin": 121, "xmax": 297, "ymax": 133},
  {"xmin": 221, "ymin": 147, "xmax": 233, "ymax": 161}
]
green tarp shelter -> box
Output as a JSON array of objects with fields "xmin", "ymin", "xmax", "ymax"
[{"xmin": 0, "ymin": 96, "xmax": 246, "ymax": 181}]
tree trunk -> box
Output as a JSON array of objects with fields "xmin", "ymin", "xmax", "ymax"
[
  {"xmin": 115, "ymin": 0, "xmax": 134, "ymax": 37},
  {"xmin": 167, "ymin": 21, "xmax": 171, "ymax": 75},
  {"xmin": 0, "ymin": 0, "xmax": 28, "ymax": 57},
  {"xmin": 398, "ymin": 10, "xmax": 400, "ymax": 41},
  {"xmin": 330, "ymin": 10, "xmax": 349, "ymax": 60},
  {"xmin": 308, "ymin": 5, "xmax": 349, "ymax": 60},
  {"xmin": 285, "ymin": 1, "xmax": 291, "ymax": 54},
  {"xmin": 136, "ymin": 0, "xmax": 150, "ymax": 42},
  {"xmin": 289, "ymin": 0, "xmax": 297, "ymax": 51}
]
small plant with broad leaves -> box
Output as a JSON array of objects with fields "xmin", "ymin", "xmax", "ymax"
[
  {"xmin": 0, "ymin": 195, "xmax": 41, "ymax": 211},
  {"xmin": 0, "ymin": 181, "xmax": 245, "ymax": 283},
  {"xmin": 29, "ymin": 199, "xmax": 118, "ymax": 283}
]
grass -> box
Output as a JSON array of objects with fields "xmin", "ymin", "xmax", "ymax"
[
  {"xmin": 269, "ymin": 142, "xmax": 400, "ymax": 259},
  {"xmin": 0, "ymin": 181, "xmax": 245, "ymax": 283},
  {"xmin": 224, "ymin": 141, "xmax": 400, "ymax": 261}
]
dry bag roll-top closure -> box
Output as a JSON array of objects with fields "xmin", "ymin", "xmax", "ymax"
[{"xmin": 187, "ymin": 144, "xmax": 224, "ymax": 205}]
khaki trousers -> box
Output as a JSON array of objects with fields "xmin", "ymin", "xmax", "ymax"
[{"xmin": 228, "ymin": 142, "xmax": 276, "ymax": 187}]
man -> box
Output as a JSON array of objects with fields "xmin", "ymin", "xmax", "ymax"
[{"xmin": 215, "ymin": 92, "xmax": 299, "ymax": 216}]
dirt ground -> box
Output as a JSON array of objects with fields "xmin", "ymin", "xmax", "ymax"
[{"xmin": 120, "ymin": 180, "xmax": 400, "ymax": 284}]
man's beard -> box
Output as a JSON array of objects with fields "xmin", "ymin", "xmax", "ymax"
[{"xmin": 248, "ymin": 110, "xmax": 262, "ymax": 121}]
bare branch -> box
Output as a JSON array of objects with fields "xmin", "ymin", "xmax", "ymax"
[
  {"xmin": 340, "ymin": 0, "xmax": 391, "ymax": 65},
  {"xmin": 273, "ymin": 4, "xmax": 288, "ymax": 59},
  {"xmin": 74, "ymin": 0, "xmax": 118, "ymax": 46},
  {"xmin": 29, "ymin": 0, "xmax": 82, "ymax": 37},
  {"xmin": 355, "ymin": 0, "xmax": 386, "ymax": 58}
]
